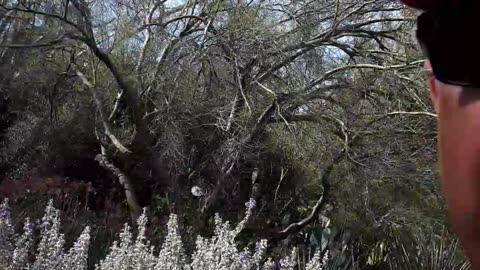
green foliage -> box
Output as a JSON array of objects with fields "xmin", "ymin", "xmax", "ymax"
[{"xmin": 0, "ymin": 0, "xmax": 460, "ymax": 268}]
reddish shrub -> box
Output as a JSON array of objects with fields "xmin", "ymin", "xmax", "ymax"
[{"xmin": 0, "ymin": 176, "xmax": 93, "ymax": 206}]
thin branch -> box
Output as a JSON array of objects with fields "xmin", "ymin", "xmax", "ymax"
[
  {"xmin": 225, "ymin": 93, "xmax": 241, "ymax": 132},
  {"xmin": 349, "ymin": 17, "xmax": 415, "ymax": 30},
  {"xmin": 304, "ymin": 60, "xmax": 423, "ymax": 92},
  {"xmin": 135, "ymin": 1, "xmax": 159, "ymax": 87},
  {"xmin": 142, "ymin": 15, "xmax": 206, "ymax": 29},
  {"xmin": 255, "ymin": 80, "xmax": 277, "ymax": 97},
  {"xmin": 386, "ymin": 111, "xmax": 437, "ymax": 118},
  {"xmin": 270, "ymin": 114, "xmax": 339, "ymax": 125},
  {"xmin": 75, "ymin": 68, "xmax": 132, "ymax": 154},
  {"xmin": 200, "ymin": 18, "xmax": 213, "ymax": 48},
  {"xmin": 255, "ymin": 46, "xmax": 316, "ymax": 83},
  {"xmin": 245, "ymin": 99, "xmax": 278, "ymax": 142},
  {"xmin": 235, "ymin": 57, "xmax": 251, "ymax": 116},
  {"xmin": 276, "ymin": 156, "xmax": 336, "ymax": 240},
  {"xmin": 108, "ymin": 91, "xmax": 124, "ymax": 121},
  {"xmin": 274, "ymin": 168, "xmax": 288, "ymax": 207},
  {"xmin": 140, "ymin": 38, "xmax": 178, "ymax": 99},
  {"xmin": 350, "ymin": 110, "xmax": 437, "ymax": 144},
  {"xmin": 135, "ymin": 28, "xmax": 151, "ymax": 74},
  {"xmin": 0, "ymin": 3, "xmax": 88, "ymax": 37},
  {"xmin": 284, "ymin": 84, "xmax": 352, "ymax": 112},
  {"xmin": 340, "ymin": 0, "xmax": 376, "ymax": 21},
  {"xmin": 0, "ymin": 38, "xmax": 64, "ymax": 48}
]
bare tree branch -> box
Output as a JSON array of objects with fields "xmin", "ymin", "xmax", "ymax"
[
  {"xmin": 0, "ymin": 2, "xmax": 88, "ymax": 37},
  {"xmin": 95, "ymin": 154, "xmax": 141, "ymax": 221},
  {"xmin": 0, "ymin": 38, "xmax": 64, "ymax": 48},
  {"xmin": 141, "ymin": 15, "xmax": 206, "ymax": 29},
  {"xmin": 386, "ymin": 111, "xmax": 437, "ymax": 118},
  {"xmin": 276, "ymin": 153, "xmax": 338, "ymax": 240},
  {"xmin": 304, "ymin": 60, "xmax": 424, "ymax": 92},
  {"xmin": 75, "ymin": 68, "xmax": 132, "ymax": 154}
]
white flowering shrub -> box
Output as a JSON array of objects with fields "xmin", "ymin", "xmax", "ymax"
[
  {"xmin": 0, "ymin": 199, "xmax": 91, "ymax": 270},
  {"xmin": 305, "ymin": 251, "xmax": 329, "ymax": 270},
  {"xmin": 0, "ymin": 198, "xmax": 328, "ymax": 270}
]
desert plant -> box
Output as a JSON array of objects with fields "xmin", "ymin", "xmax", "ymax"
[
  {"xmin": 386, "ymin": 232, "xmax": 471, "ymax": 270},
  {"xmin": 0, "ymin": 198, "xmax": 329, "ymax": 270}
]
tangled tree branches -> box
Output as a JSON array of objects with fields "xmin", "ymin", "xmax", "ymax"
[{"xmin": 0, "ymin": 0, "xmax": 440, "ymax": 263}]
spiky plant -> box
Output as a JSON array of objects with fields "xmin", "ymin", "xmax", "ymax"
[{"xmin": 387, "ymin": 232, "xmax": 471, "ymax": 270}]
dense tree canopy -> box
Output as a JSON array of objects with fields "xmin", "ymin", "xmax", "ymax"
[{"xmin": 0, "ymin": 0, "xmax": 465, "ymax": 268}]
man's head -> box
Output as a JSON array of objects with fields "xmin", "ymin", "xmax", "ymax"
[
  {"xmin": 407, "ymin": 0, "xmax": 479, "ymax": 89},
  {"xmin": 402, "ymin": 0, "xmax": 479, "ymax": 110},
  {"xmin": 403, "ymin": 1, "xmax": 480, "ymax": 268}
]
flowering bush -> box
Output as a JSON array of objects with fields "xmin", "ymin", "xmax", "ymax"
[{"xmin": 0, "ymin": 198, "xmax": 328, "ymax": 270}]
